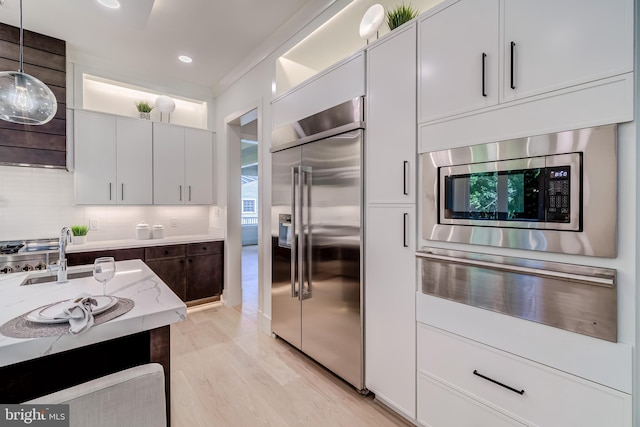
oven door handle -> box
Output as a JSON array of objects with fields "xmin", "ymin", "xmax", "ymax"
[{"xmin": 415, "ymin": 252, "xmax": 615, "ymax": 288}]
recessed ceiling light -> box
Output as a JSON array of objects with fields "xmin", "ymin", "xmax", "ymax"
[
  {"xmin": 178, "ymin": 55, "xmax": 193, "ymax": 64},
  {"xmin": 97, "ymin": 0, "xmax": 120, "ymax": 9}
]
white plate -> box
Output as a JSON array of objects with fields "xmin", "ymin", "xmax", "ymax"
[
  {"xmin": 359, "ymin": 4, "xmax": 384, "ymax": 40},
  {"xmin": 26, "ymin": 296, "xmax": 117, "ymax": 324}
]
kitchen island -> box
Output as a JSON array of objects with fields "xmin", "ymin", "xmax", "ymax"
[{"xmin": 0, "ymin": 259, "xmax": 186, "ymax": 424}]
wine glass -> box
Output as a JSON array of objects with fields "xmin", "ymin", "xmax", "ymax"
[{"xmin": 93, "ymin": 257, "xmax": 116, "ymax": 296}]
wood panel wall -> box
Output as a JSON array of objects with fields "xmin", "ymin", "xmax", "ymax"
[{"xmin": 0, "ymin": 23, "xmax": 66, "ymax": 168}]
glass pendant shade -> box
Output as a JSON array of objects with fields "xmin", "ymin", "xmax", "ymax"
[
  {"xmin": 0, "ymin": 71, "xmax": 57, "ymax": 125},
  {"xmin": 0, "ymin": 0, "xmax": 58, "ymax": 126}
]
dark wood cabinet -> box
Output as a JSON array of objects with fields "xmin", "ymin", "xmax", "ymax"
[
  {"xmin": 67, "ymin": 241, "xmax": 223, "ymax": 303},
  {"xmin": 146, "ymin": 257, "xmax": 187, "ymax": 301},
  {"xmin": 144, "ymin": 244, "xmax": 187, "ymax": 301},
  {"xmin": 67, "ymin": 247, "xmax": 144, "ymax": 266},
  {"xmin": 185, "ymin": 242, "xmax": 224, "ymax": 301}
]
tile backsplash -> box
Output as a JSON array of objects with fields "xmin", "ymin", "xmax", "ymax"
[{"xmin": 0, "ymin": 166, "xmax": 212, "ymax": 241}]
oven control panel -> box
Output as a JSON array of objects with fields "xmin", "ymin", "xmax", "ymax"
[{"xmin": 546, "ymin": 166, "xmax": 571, "ymax": 222}]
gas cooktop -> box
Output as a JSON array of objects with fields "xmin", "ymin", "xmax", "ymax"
[
  {"xmin": 0, "ymin": 239, "xmax": 60, "ymax": 274},
  {"xmin": 0, "ymin": 241, "xmax": 24, "ymax": 255}
]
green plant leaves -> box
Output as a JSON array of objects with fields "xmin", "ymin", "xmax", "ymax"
[
  {"xmin": 71, "ymin": 225, "xmax": 89, "ymax": 236},
  {"xmin": 386, "ymin": 3, "xmax": 419, "ymax": 31}
]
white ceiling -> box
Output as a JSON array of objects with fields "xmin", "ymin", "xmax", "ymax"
[{"xmin": 0, "ymin": 0, "xmax": 333, "ymax": 96}]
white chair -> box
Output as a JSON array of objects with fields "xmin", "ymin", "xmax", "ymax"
[{"xmin": 26, "ymin": 363, "xmax": 166, "ymax": 427}]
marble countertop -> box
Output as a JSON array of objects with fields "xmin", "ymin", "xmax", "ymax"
[
  {"xmin": 0, "ymin": 259, "xmax": 187, "ymax": 368},
  {"xmin": 66, "ymin": 230, "xmax": 225, "ymax": 253}
]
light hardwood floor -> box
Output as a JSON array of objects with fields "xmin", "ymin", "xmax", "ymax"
[{"xmin": 170, "ymin": 247, "xmax": 412, "ymax": 426}]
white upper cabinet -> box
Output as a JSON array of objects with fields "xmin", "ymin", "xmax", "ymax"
[
  {"xmin": 153, "ymin": 123, "xmax": 214, "ymax": 205},
  {"xmin": 116, "ymin": 117, "xmax": 152, "ymax": 204},
  {"xmin": 367, "ymin": 24, "xmax": 417, "ymax": 204},
  {"xmin": 75, "ymin": 110, "xmax": 152, "ymax": 205},
  {"xmin": 185, "ymin": 128, "xmax": 214, "ymax": 205},
  {"xmin": 75, "ymin": 110, "xmax": 116, "ymax": 204},
  {"xmin": 418, "ymin": 0, "xmax": 499, "ymax": 122},
  {"xmin": 418, "ymin": 0, "xmax": 633, "ymax": 124},
  {"xmin": 501, "ymin": 0, "xmax": 633, "ymax": 103},
  {"xmin": 153, "ymin": 123, "xmax": 186, "ymax": 205}
]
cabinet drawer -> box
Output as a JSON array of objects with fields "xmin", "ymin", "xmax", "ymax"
[
  {"xmin": 417, "ymin": 323, "xmax": 631, "ymax": 426},
  {"xmin": 418, "ymin": 373, "xmax": 524, "ymax": 427},
  {"xmin": 68, "ymin": 248, "xmax": 144, "ymax": 266},
  {"xmin": 145, "ymin": 245, "xmax": 186, "ymax": 260},
  {"xmin": 187, "ymin": 241, "xmax": 222, "ymax": 256}
]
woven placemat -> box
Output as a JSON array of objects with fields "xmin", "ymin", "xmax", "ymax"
[{"xmin": 0, "ymin": 298, "xmax": 134, "ymax": 339}]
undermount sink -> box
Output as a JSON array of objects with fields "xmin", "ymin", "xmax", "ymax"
[{"xmin": 20, "ymin": 270, "xmax": 94, "ymax": 286}]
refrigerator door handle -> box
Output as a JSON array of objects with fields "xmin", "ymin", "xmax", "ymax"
[
  {"xmin": 299, "ymin": 165, "xmax": 312, "ymax": 301},
  {"xmin": 290, "ymin": 167, "xmax": 299, "ymax": 298}
]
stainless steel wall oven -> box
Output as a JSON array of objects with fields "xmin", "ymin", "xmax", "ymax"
[{"xmin": 421, "ymin": 125, "xmax": 617, "ymax": 257}]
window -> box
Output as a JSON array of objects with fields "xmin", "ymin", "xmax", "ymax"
[{"xmin": 242, "ymin": 199, "xmax": 256, "ymax": 214}]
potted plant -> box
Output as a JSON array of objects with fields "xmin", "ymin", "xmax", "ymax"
[
  {"xmin": 386, "ymin": 3, "xmax": 419, "ymax": 31},
  {"xmin": 135, "ymin": 101, "xmax": 154, "ymax": 120},
  {"xmin": 71, "ymin": 225, "xmax": 89, "ymax": 244}
]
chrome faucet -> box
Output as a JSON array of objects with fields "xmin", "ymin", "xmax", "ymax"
[{"xmin": 50, "ymin": 226, "xmax": 72, "ymax": 283}]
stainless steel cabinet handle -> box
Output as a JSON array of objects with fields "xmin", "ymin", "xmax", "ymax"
[
  {"xmin": 121, "ymin": 183, "xmax": 124, "ymax": 201},
  {"xmin": 109, "ymin": 183, "xmax": 112, "ymax": 201},
  {"xmin": 481, "ymin": 53, "xmax": 487, "ymax": 97},
  {"xmin": 179, "ymin": 185, "xmax": 182, "ymax": 202},
  {"xmin": 189, "ymin": 185, "xmax": 192, "ymax": 202},
  {"xmin": 403, "ymin": 213, "xmax": 409, "ymax": 248},
  {"xmin": 473, "ymin": 370, "xmax": 524, "ymax": 395},
  {"xmin": 299, "ymin": 166, "xmax": 312, "ymax": 301},
  {"xmin": 415, "ymin": 251, "xmax": 615, "ymax": 288},
  {"xmin": 403, "ymin": 161, "xmax": 409, "ymax": 196},
  {"xmin": 290, "ymin": 167, "xmax": 299, "ymax": 298},
  {"xmin": 510, "ymin": 42, "xmax": 516, "ymax": 89}
]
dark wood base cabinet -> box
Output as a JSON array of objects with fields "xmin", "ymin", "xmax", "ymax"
[{"xmin": 68, "ymin": 241, "xmax": 224, "ymax": 303}]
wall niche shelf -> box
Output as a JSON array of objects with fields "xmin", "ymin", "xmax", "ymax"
[
  {"xmin": 82, "ymin": 74, "xmax": 208, "ymax": 129},
  {"xmin": 275, "ymin": 0, "xmax": 443, "ymax": 96}
]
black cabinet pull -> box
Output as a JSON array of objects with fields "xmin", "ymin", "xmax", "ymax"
[
  {"xmin": 202, "ymin": 246, "xmax": 207, "ymax": 251},
  {"xmin": 164, "ymin": 250, "xmax": 169, "ymax": 255},
  {"xmin": 403, "ymin": 213, "xmax": 409, "ymax": 248},
  {"xmin": 179, "ymin": 260, "xmax": 184, "ymax": 264},
  {"xmin": 189, "ymin": 259, "xmax": 193, "ymax": 263},
  {"xmin": 403, "ymin": 161, "xmax": 409, "ymax": 196},
  {"xmin": 510, "ymin": 42, "xmax": 516, "ymax": 90},
  {"xmin": 473, "ymin": 370, "xmax": 525, "ymax": 395},
  {"xmin": 481, "ymin": 53, "xmax": 487, "ymax": 97}
]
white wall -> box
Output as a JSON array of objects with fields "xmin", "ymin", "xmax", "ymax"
[{"xmin": 0, "ymin": 166, "xmax": 210, "ymax": 241}]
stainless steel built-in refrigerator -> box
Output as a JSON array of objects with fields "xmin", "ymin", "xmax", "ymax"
[{"xmin": 271, "ymin": 98, "xmax": 364, "ymax": 391}]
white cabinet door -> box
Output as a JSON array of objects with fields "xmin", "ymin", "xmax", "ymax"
[
  {"xmin": 365, "ymin": 205, "xmax": 416, "ymax": 420},
  {"xmin": 418, "ymin": 0, "xmax": 499, "ymax": 123},
  {"xmin": 184, "ymin": 128, "xmax": 213, "ymax": 205},
  {"xmin": 367, "ymin": 25, "xmax": 416, "ymax": 204},
  {"xmin": 501, "ymin": 0, "xmax": 633, "ymax": 103},
  {"xmin": 116, "ymin": 117, "xmax": 152, "ymax": 204},
  {"xmin": 74, "ymin": 110, "xmax": 117, "ymax": 204},
  {"xmin": 153, "ymin": 123, "xmax": 185, "ymax": 205}
]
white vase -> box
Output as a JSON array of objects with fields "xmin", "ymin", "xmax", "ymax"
[
  {"xmin": 73, "ymin": 235, "xmax": 87, "ymax": 245},
  {"xmin": 139, "ymin": 112, "xmax": 151, "ymax": 120}
]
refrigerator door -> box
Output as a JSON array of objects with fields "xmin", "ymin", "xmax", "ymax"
[
  {"xmin": 300, "ymin": 130, "xmax": 363, "ymax": 390},
  {"xmin": 271, "ymin": 147, "xmax": 302, "ymax": 349}
]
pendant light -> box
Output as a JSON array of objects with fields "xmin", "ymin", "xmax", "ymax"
[{"xmin": 0, "ymin": 0, "xmax": 57, "ymax": 125}]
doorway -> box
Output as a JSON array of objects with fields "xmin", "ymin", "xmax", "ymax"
[{"xmin": 240, "ymin": 109, "xmax": 259, "ymax": 317}]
